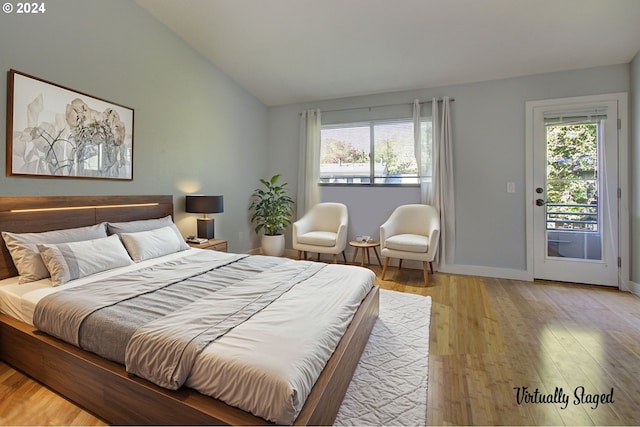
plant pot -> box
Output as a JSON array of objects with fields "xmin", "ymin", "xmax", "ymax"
[{"xmin": 261, "ymin": 234, "xmax": 285, "ymax": 257}]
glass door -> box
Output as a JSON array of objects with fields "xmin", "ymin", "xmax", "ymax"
[{"xmin": 532, "ymin": 99, "xmax": 618, "ymax": 286}]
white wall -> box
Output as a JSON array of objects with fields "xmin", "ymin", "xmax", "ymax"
[
  {"xmin": 0, "ymin": 0, "xmax": 268, "ymax": 253},
  {"xmin": 268, "ymin": 65, "xmax": 630, "ymax": 277}
]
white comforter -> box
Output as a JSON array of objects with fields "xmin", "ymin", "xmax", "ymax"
[{"xmin": 0, "ymin": 249, "xmax": 375, "ymax": 424}]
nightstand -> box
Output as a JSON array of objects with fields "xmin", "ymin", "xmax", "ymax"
[{"xmin": 187, "ymin": 238, "xmax": 227, "ymax": 252}]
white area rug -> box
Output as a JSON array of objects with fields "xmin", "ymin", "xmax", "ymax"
[{"xmin": 334, "ymin": 289, "xmax": 431, "ymax": 426}]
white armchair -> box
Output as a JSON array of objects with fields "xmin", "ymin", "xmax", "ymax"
[
  {"xmin": 293, "ymin": 203, "xmax": 348, "ymax": 264},
  {"xmin": 380, "ymin": 204, "xmax": 440, "ymax": 286}
]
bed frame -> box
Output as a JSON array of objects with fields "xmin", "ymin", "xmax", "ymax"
[{"xmin": 0, "ymin": 195, "xmax": 379, "ymax": 425}]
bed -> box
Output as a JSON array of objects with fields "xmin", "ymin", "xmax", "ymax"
[{"xmin": 0, "ymin": 195, "xmax": 379, "ymax": 425}]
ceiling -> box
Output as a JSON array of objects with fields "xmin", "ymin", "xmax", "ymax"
[{"xmin": 135, "ymin": 0, "xmax": 640, "ymax": 106}]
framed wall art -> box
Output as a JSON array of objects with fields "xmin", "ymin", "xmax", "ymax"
[{"xmin": 6, "ymin": 69, "xmax": 134, "ymax": 180}]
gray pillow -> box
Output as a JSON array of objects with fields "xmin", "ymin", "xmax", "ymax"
[
  {"xmin": 38, "ymin": 235, "xmax": 134, "ymax": 286},
  {"xmin": 107, "ymin": 215, "xmax": 188, "ymax": 251},
  {"xmin": 119, "ymin": 225, "xmax": 188, "ymax": 262},
  {"xmin": 2, "ymin": 223, "xmax": 107, "ymax": 284}
]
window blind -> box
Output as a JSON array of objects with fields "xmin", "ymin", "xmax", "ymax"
[{"xmin": 543, "ymin": 107, "xmax": 607, "ymax": 125}]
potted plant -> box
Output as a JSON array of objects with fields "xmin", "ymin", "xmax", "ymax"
[{"xmin": 249, "ymin": 174, "xmax": 294, "ymax": 256}]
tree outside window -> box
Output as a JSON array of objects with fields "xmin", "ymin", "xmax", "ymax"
[
  {"xmin": 320, "ymin": 120, "xmax": 429, "ymax": 185},
  {"xmin": 545, "ymin": 123, "xmax": 599, "ymax": 231}
]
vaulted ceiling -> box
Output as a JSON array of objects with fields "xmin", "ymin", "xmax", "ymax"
[{"xmin": 135, "ymin": 0, "xmax": 640, "ymax": 106}]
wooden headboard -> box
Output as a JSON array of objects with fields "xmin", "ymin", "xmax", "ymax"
[{"xmin": 0, "ymin": 195, "xmax": 174, "ymax": 280}]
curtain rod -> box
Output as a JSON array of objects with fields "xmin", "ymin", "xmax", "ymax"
[{"xmin": 300, "ymin": 98, "xmax": 454, "ymax": 116}]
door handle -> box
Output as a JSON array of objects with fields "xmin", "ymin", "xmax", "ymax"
[{"xmin": 536, "ymin": 199, "xmax": 546, "ymax": 206}]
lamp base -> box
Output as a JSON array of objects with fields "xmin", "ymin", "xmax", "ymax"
[{"xmin": 196, "ymin": 217, "xmax": 214, "ymax": 239}]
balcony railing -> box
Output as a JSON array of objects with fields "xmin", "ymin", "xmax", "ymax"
[{"xmin": 546, "ymin": 203, "xmax": 598, "ymax": 231}]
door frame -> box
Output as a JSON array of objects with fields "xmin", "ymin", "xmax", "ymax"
[{"xmin": 525, "ymin": 93, "xmax": 629, "ymax": 290}]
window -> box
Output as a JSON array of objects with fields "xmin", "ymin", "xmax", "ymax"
[
  {"xmin": 320, "ymin": 119, "xmax": 431, "ymax": 185},
  {"xmin": 545, "ymin": 122, "xmax": 599, "ymax": 232}
]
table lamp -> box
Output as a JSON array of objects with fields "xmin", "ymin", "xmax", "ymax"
[{"xmin": 185, "ymin": 195, "xmax": 224, "ymax": 239}]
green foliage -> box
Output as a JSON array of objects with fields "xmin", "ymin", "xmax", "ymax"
[
  {"xmin": 321, "ymin": 136, "xmax": 417, "ymax": 175},
  {"xmin": 545, "ymin": 124, "xmax": 598, "ymax": 229},
  {"xmin": 249, "ymin": 174, "xmax": 294, "ymax": 236},
  {"xmin": 546, "ymin": 124, "xmax": 598, "ymax": 206},
  {"xmin": 321, "ymin": 138, "xmax": 369, "ymax": 164},
  {"xmin": 374, "ymin": 138, "xmax": 417, "ymax": 175}
]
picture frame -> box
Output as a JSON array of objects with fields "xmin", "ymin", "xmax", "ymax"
[{"xmin": 6, "ymin": 69, "xmax": 134, "ymax": 180}]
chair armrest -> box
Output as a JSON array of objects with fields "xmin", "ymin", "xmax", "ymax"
[
  {"xmin": 335, "ymin": 222, "xmax": 348, "ymax": 250},
  {"xmin": 293, "ymin": 214, "xmax": 314, "ymax": 236},
  {"xmin": 426, "ymin": 228, "xmax": 440, "ymax": 260},
  {"xmin": 379, "ymin": 218, "xmax": 398, "ymax": 247}
]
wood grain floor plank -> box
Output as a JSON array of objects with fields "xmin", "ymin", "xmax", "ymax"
[{"xmin": 0, "ymin": 361, "xmax": 107, "ymax": 426}]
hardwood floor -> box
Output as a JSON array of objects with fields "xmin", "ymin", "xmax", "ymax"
[
  {"xmin": 0, "ymin": 362, "xmax": 107, "ymax": 426},
  {"xmin": 1, "ymin": 265, "xmax": 639, "ymax": 425},
  {"xmin": 373, "ymin": 265, "xmax": 639, "ymax": 425}
]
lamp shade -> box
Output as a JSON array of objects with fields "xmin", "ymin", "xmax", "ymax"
[{"xmin": 185, "ymin": 195, "xmax": 224, "ymax": 214}]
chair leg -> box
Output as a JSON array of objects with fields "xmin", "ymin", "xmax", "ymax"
[
  {"xmin": 317, "ymin": 253, "xmax": 320, "ymax": 261},
  {"xmin": 423, "ymin": 261, "xmax": 429, "ymax": 286},
  {"xmin": 398, "ymin": 259, "xmax": 403, "ymax": 270},
  {"xmin": 297, "ymin": 250, "xmax": 302, "ymax": 260},
  {"xmin": 429, "ymin": 261, "xmax": 434, "ymax": 275},
  {"xmin": 342, "ymin": 251, "xmax": 347, "ymax": 264},
  {"xmin": 382, "ymin": 257, "xmax": 391, "ymax": 280},
  {"xmin": 332, "ymin": 254, "xmax": 337, "ymax": 264}
]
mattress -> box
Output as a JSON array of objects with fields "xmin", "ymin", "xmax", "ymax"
[
  {"xmin": 0, "ymin": 249, "xmax": 197, "ymax": 324},
  {"xmin": 0, "ymin": 249, "xmax": 375, "ymax": 424}
]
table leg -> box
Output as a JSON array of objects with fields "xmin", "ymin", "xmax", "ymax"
[
  {"xmin": 360, "ymin": 249, "xmax": 365, "ymax": 267},
  {"xmin": 351, "ymin": 247, "xmax": 359, "ymax": 265},
  {"xmin": 373, "ymin": 246, "xmax": 382, "ymax": 267}
]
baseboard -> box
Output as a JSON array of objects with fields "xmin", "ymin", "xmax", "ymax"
[
  {"xmin": 382, "ymin": 257, "xmax": 531, "ymax": 281},
  {"xmin": 248, "ymin": 248, "xmax": 531, "ymax": 281},
  {"xmin": 439, "ymin": 263, "xmax": 531, "ymax": 281},
  {"xmin": 627, "ymin": 280, "xmax": 640, "ymax": 297}
]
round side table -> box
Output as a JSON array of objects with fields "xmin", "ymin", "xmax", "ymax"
[{"xmin": 349, "ymin": 240, "xmax": 382, "ymax": 267}]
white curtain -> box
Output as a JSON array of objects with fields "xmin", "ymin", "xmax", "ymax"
[
  {"xmin": 432, "ymin": 96, "xmax": 455, "ymax": 267},
  {"xmin": 297, "ymin": 109, "xmax": 321, "ymax": 218},
  {"xmin": 413, "ymin": 99, "xmax": 432, "ymax": 204}
]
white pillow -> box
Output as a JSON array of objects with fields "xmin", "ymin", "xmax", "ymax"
[
  {"xmin": 2, "ymin": 223, "xmax": 108, "ymax": 284},
  {"xmin": 119, "ymin": 225, "xmax": 187, "ymax": 262},
  {"xmin": 37, "ymin": 235, "xmax": 134, "ymax": 287},
  {"xmin": 107, "ymin": 216, "xmax": 188, "ymax": 251}
]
